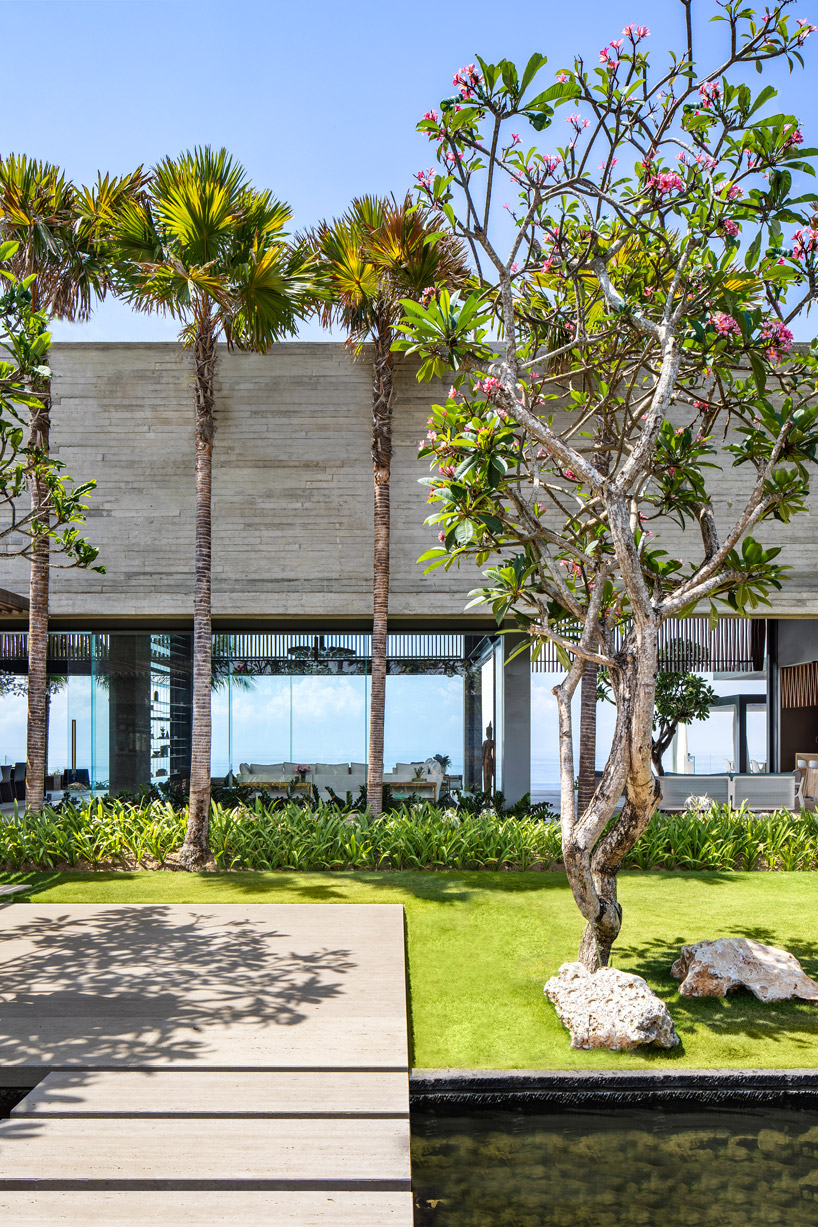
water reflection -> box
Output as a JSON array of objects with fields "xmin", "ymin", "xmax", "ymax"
[{"xmin": 412, "ymin": 1106, "xmax": 818, "ymax": 1226}]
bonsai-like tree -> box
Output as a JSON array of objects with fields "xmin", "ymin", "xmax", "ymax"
[
  {"xmin": 307, "ymin": 197, "xmax": 467, "ymax": 815},
  {"xmin": 99, "ymin": 148, "xmax": 315, "ymax": 867},
  {"xmin": 399, "ymin": 3, "xmax": 818, "ymax": 968}
]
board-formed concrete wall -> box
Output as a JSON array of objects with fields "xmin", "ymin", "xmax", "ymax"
[
  {"xmin": 0, "ymin": 340, "xmax": 816, "ymax": 626},
  {"xmin": 0, "ymin": 342, "xmax": 481, "ymax": 626}
]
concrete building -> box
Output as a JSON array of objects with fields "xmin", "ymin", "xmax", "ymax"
[{"xmin": 0, "ymin": 342, "xmax": 814, "ymax": 802}]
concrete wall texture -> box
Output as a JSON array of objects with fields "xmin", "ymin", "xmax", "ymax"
[
  {"xmin": 0, "ymin": 340, "xmax": 815, "ymax": 626},
  {"xmin": 0, "ymin": 342, "xmax": 480, "ymax": 626}
]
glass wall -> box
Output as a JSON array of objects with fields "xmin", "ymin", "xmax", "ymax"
[{"xmin": 0, "ymin": 630, "xmax": 468, "ymax": 797}]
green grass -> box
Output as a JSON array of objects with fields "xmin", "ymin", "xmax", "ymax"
[{"xmin": 4, "ymin": 868, "xmax": 817, "ymax": 1070}]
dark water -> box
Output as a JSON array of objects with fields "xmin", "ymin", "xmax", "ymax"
[{"xmin": 411, "ymin": 1106, "xmax": 818, "ymax": 1226}]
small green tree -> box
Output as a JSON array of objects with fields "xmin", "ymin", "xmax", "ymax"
[
  {"xmin": 399, "ymin": 3, "xmax": 818, "ymax": 968},
  {"xmin": 99, "ymin": 148, "xmax": 316, "ymax": 867}
]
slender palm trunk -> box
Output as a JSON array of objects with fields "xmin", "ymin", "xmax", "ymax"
[
  {"xmin": 25, "ymin": 389, "xmax": 51, "ymax": 813},
  {"xmin": 179, "ymin": 330, "xmax": 216, "ymax": 869},
  {"xmin": 366, "ymin": 332, "xmax": 394, "ymax": 817},
  {"xmin": 576, "ymin": 662, "xmax": 598, "ymax": 816}
]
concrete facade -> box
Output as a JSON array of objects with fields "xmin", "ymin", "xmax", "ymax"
[
  {"xmin": 0, "ymin": 341, "xmax": 814, "ymax": 626},
  {"xmin": 0, "ymin": 342, "xmax": 484, "ymax": 628}
]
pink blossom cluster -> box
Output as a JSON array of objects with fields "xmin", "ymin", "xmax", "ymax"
[
  {"xmin": 423, "ymin": 110, "xmax": 439, "ymax": 124},
  {"xmin": 720, "ymin": 219, "xmax": 739, "ymax": 237},
  {"xmin": 452, "ymin": 63, "xmax": 482, "ymax": 100},
  {"xmin": 438, "ymin": 463, "xmax": 455, "ymax": 478},
  {"xmin": 599, "ymin": 45, "xmax": 620, "ymax": 69},
  {"xmin": 649, "ymin": 170, "xmax": 685, "ymax": 195},
  {"xmin": 725, "ymin": 183, "xmax": 743, "ymax": 200},
  {"xmin": 474, "ymin": 377, "xmax": 502, "ymax": 399},
  {"xmin": 415, "ymin": 168, "xmax": 436, "ymax": 187},
  {"xmin": 797, "ymin": 19, "xmax": 817, "ymax": 42},
  {"xmin": 782, "ymin": 125, "xmax": 804, "ymax": 150},
  {"xmin": 622, "ymin": 23, "xmax": 650, "ymax": 38},
  {"xmin": 566, "ymin": 113, "xmax": 590, "ymax": 129},
  {"xmin": 693, "ymin": 399, "xmax": 708, "ymax": 411},
  {"xmin": 710, "ymin": 312, "xmax": 740, "ymax": 337},
  {"xmin": 793, "ymin": 228, "xmax": 818, "ymax": 259},
  {"xmin": 420, "ymin": 286, "xmax": 437, "ymax": 306},
  {"xmin": 760, "ymin": 319, "xmax": 794, "ymax": 361},
  {"xmin": 696, "ymin": 152, "xmax": 718, "ymax": 172},
  {"xmin": 697, "ymin": 81, "xmax": 721, "ymax": 109}
]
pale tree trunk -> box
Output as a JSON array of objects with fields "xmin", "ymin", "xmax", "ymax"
[
  {"xmin": 367, "ymin": 332, "xmax": 394, "ymax": 817},
  {"xmin": 558, "ymin": 617, "xmax": 661, "ymax": 971},
  {"xmin": 25, "ymin": 390, "xmax": 51, "ymax": 813},
  {"xmin": 179, "ymin": 331, "xmax": 216, "ymax": 869}
]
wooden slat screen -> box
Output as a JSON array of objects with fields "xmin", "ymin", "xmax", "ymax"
[{"xmin": 781, "ymin": 662, "xmax": 818, "ymax": 709}]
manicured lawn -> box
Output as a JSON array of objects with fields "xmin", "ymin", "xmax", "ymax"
[{"xmin": 3, "ymin": 869, "xmax": 817, "ymax": 1070}]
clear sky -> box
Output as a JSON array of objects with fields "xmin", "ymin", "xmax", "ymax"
[{"xmin": 4, "ymin": 0, "xmax": 815, "ymax": 342}]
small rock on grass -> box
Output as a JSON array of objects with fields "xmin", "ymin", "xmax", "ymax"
[
  {"xmin": 671, "ymin": 938, "xmax": 818, "ymax": 1002},
  {"xmin": 544, "ymin": 961, "xmax": 679, "ymax": 1050}
]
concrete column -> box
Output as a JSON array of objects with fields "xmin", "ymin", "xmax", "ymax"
[
  {"xmin": 108, "ymin": 635, "xmax": 151, "ymax": 794},
  {"xmin": 462, "ymin": 639, "xmax": 483, "ymax": 792},
  {"xmin": 498, "ymin": 634, "xmax": 531, "ymax": 805}
]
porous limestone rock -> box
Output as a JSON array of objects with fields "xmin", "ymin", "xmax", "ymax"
[
  {"xmin": 671, "ymin": 938, "xmax": 818, "ymax": 1002},
  {"xmin": 544, "ymin": 962, "xmax": 679, "ymax": 1050}
]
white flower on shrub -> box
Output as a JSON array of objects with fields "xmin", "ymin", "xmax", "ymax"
[
  {"xmin": 685, "ymin": 794, "xmax": 713, "ymax": 814},
  {"xmin": 442, "ymin": 808, "xmax": 461, "ymax": 827},
  {"xmin": 479, "ymin": 807, "xmax": 497, "ymax": 820}
]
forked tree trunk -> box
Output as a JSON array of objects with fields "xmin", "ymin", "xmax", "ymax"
[
  {"xmin": 576, "ymin": 662, "xmax": 598, "ymax": 815},
  {"xmin": 367, "ymin": 334, "xmax": 394, "ymax": 817},
  {"xmin": 561, "ymin": 621, "xmax": 661, "ymax": 971},
  {"xmin": 25, "ymin": 390, "xmax": 51, "ymax": 813},
  {"xmin": 179, "ymin": 331, "xmax": 216, "ymax": 870}
]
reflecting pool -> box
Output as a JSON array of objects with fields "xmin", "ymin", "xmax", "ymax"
[{"xmin": 412, "ymin": 1106, "xmax": 818, "ymax": 1226}]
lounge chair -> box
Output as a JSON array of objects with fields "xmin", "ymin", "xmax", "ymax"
[
  {"xmin": 732, "ymin": 772, "xmax": 801, "ymax": 811},
  {"xmin": 658, "ymin": 773, "xmax": 731, "ymax": 811}
]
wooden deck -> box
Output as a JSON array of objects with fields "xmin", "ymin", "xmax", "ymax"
[{"xmin": 0, "ymin": 903, "xmax": 412, "ymax": 1224}]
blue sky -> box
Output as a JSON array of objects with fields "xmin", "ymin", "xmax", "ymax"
[{"xmin": 5, "ymin": 0, "xmax": 815, "ymax": 342}]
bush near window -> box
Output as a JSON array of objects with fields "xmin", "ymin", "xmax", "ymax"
[{"xmin": 0, "ymin": 799, "xmax": 815, "ymax": 873}]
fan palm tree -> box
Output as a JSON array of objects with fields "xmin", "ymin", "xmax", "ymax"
[
  {"xmin": 99, "ymin": 147, "xmax": 315, "ymax": 867},
  {"xmin": 0, "ymin": 156, "xmax": 139, "ymax": 811},
  {"xmin": 307, "ymin": 197, "xmax": 467, "ymax": 815}
]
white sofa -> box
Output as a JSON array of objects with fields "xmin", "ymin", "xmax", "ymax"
[
  {"xmin": 236, "ymin": 758, "xmax": 446, "ymax": 800},
  {"xmin": 658, "ymin": 771, "xmax": 801, "ymax": 812}
]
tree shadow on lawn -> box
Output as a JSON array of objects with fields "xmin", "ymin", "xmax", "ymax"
[
  {"xmin": 187, "ymin": 869, "xmax": 573, "ymax": 906},
  {"xmin": 617, "ymin": 929, "xmax": 818, "ymax": 1057}
]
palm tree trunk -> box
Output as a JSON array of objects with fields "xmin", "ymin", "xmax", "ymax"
[
  {"xmin": 366, "ymin": 334, "xmax": 393, "ymax": 817},
  {"xmin": 576, "ymin": 661, "xmax": 597, "ymax": 816},
  {"xmin": 179, "ymin": 330, "xmax": 216, "ymax": 869},
  {"xmin": 25, "ymin": 390, "xmax": 51, "ymax": 813}
]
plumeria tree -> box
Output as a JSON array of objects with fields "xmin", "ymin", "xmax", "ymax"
[{"xmin": 398, "ymin": 2, "xmax": 818, "ymax": 969}]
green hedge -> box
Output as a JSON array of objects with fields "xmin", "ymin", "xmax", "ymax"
[{"xmin": 0, "ymin": 799, "xmax": 816, "ymax": 872}]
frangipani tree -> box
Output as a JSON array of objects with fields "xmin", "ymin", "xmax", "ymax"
[{"xmin": 399, "ymin": 3, "xmax": 818, "ymax": 969}]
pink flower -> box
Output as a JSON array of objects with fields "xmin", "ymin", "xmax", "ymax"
[
  {"xmin": 496, "ymin": 408, "xmax": 508, "ymax": 420},
  {"xmin": 721, "ymin": 219, "xmax": 739, "ymax": 237},
  {"xmin": 415, "ymin": 168, "xmax": 436, "ymax": 187},
  {"xmin": 423, "ymin": 110, "xmax": 439, "ymax": 123},
  {"xmin": 636, "ymin": 25, "xmax": 650, "ymax": 37},
  {"xmin": 726, "ymin": 183, "xmax": 743, "ymax": 199},
  {"xmin": 510, "ymin": 132, "xmax": 520, "ymax": 144},
  {"xmin": 710, "ymin": 312, "xmax": 740, "ymax": 337},
  {"xmin": 698, "ymin": 81, "xmax": 721, "ymax": 109},
  {"xmin": 438, "ymin": 530, "xmax": 446, "ymax": 542},
  {"xmin": 557, "ymin": 72, "xmax": 568, "ymax": 83},
  {"xmin": 793, "ymin": 227, "xmax": 818, "ymax": 260},
  {"xmin": 599, "ymin": 46, "xmax": 610, "ymax": 62},
  {"xmin": 426, "ymin": 429, "xmax": 438, "ymax": 442},
  {"xmin": 783, "ymin": 125, "xmax": 804, "ymax": 150},
  {"xmin": 693, "ymin": 400, "xmax": 708, "ymax": 411},
  {"xmin": 439, "ymin": 463, "xmax": 455, "ymax": 477},
  {"xmin": 420, "ymin": 286, "xmax": 436, "ymax": 306},
  {"xmin": 650, "ymin": 171, "xmax": 685, "ymax": 195},
  {"xmin": 696, "ymin": 153, "xmax": 718, "ymax": 171},
  {"xmin": 448, "ymin": 386, "xmax": 459, "ymax": 399},
  {"xmin": 452, "ymin": 63, "xmax": 482, "ymax": 99},
  {"xmin": 760, "ymin": 319, "xmax": 794, "ymax": 361},
  {"xmin": 610, "ymin": 38, "xmax": 624, "ymax": 49}
]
